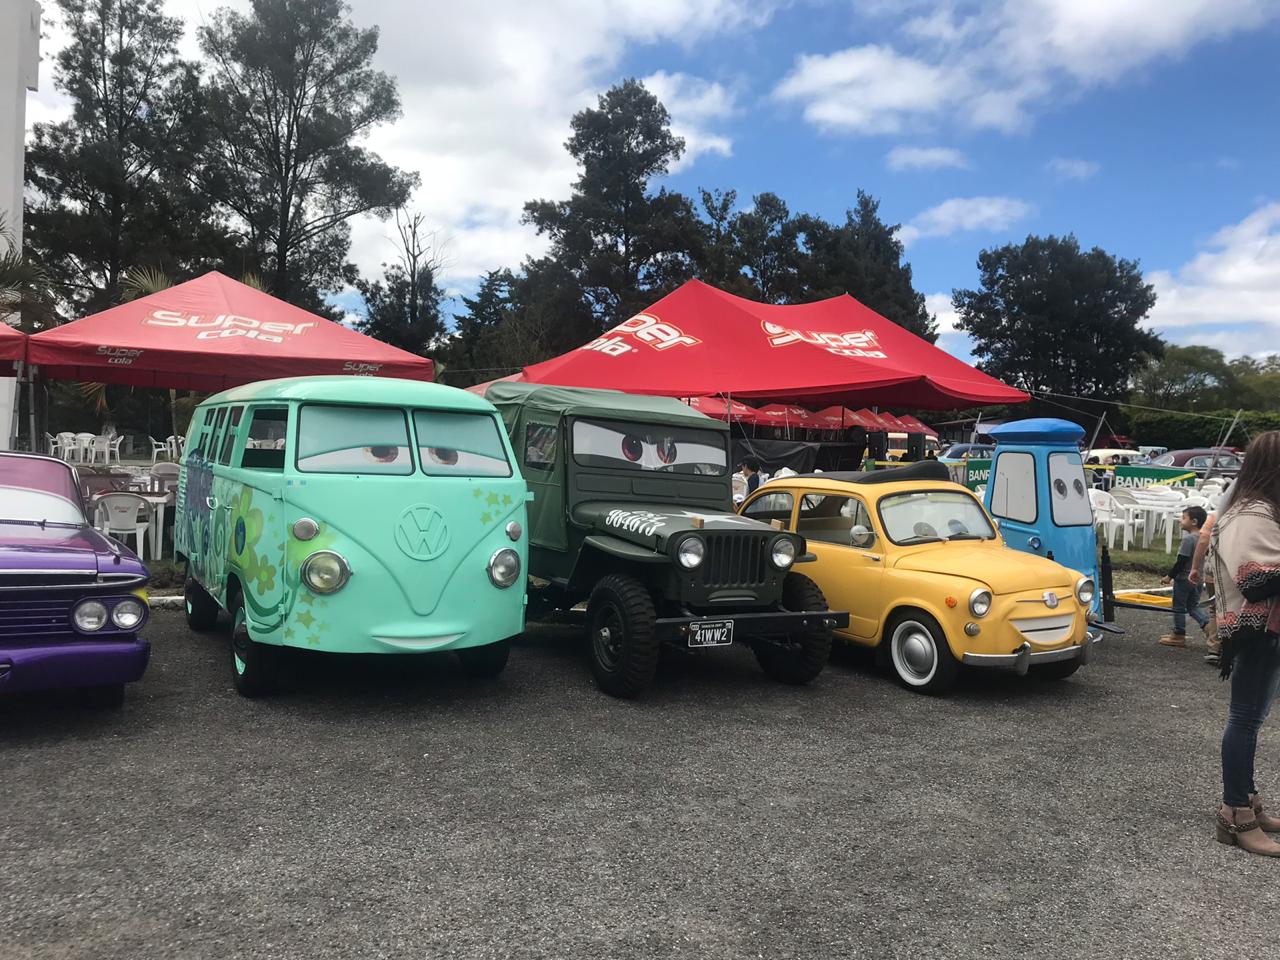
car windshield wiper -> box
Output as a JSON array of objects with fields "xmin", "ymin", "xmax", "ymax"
[
  {"xmin": 946, "ymin": 533, "xmax": 989, "ymax": 541},
  {"xmin": 897, "ymin": 535, "xmax": 944, "ymax": 544}
]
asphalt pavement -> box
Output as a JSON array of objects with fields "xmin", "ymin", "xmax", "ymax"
[{"xmin": 2, "ymin": 608, "xmax": 1277, "ymax": 960}]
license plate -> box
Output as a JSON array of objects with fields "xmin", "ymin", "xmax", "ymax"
[{"xmin": 689, "ymin": 619, "xmax": 734, "ymax": 648}]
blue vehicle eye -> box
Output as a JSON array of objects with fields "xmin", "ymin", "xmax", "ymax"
[{"xmin": 1053, "ymin": 479, "xmax": 1067, "ymax": 497}]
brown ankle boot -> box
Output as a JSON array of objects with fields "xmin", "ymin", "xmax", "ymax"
[
  {"xmin": 1249, "ymin": 795, "xmax": 1280, "ymax": 832},
  {"xmin": 1216, "ymin": 804, "xmax": 1280, "ymax": 856},
  {"xmin": 1159, "ymin": 633, "xmax": 1187, "ymax": 647}
]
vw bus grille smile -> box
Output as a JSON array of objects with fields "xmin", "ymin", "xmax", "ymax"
[{"xmin": 698, "ymin": 533, "xmax": 772, "ymax": 588}]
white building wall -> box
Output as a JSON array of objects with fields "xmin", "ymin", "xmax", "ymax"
[{"xmin": 1, "ymin": 0, "xmax": 41, "ymax": 448}]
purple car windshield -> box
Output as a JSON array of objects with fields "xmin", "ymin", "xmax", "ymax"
[{"xmin": 1, "ymin": 457, "xmax": 85, "ymax": 525}]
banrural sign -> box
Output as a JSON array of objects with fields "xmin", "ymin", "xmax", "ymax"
[{"xmin": 961, "ymin": 459, "xmax": 1195, "ymax": 490}]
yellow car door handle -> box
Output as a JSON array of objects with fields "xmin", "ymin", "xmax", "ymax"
[{"xmin": 864, "ymin": 554, "xmax": 882, "ymax": 562}]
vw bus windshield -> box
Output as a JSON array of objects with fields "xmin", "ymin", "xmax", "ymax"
[
  {"xmin": 878, "ymin": 490, "xmax": 996, "ymax": 545},
  {"xmin": 296, "ymin": 405, "xmax": 414, "ymax": 475},
  {"xmin": 413, "ymin": 410, "xmax": 512, "ymax": 478},
  {"xmin": 571, "ymin": 419, "xmax": 728, "ymax": 475}
]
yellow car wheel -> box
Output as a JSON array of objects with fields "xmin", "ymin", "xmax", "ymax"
[{"xmin": 885, "ymin": 611, "xmax": 959, "ymax": 695}]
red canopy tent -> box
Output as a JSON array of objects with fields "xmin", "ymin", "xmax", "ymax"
[
  {"xmin": 25, "ymin": 272, "xmax": 433, "ymax": 391},
  {"xmin": 465, "ymin": 372, "xmax": 525, "ymax": 396},
  {"xmin": 896, "ymin": 413, "xmax": 937, "ymax": 437},
  {"xmin": 1, "ymin": 322, "xmax": 25, "ymax": 364},
  {"xmin": 521, "ymin": 279, "xmax": 1025, "ymax": 409},
  {"xmin": 812, "ymin": 405, "xmax": 874, "ymax": 431},
  {"xmin": 877, "ymin": 411, "xmax": 911, "ymax": 433},
  {"xmin": 756, "ymin": 404, "xmax": 817, "ymax": 430},
  {"xmin": 856, "ymin": 408, "xmax": 891, "ymax": 432},
  {"xmin": 686, "ymin": 395, "xmax": 762, "ymax": 425}
]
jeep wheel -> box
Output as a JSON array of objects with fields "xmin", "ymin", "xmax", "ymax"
[
  {"xmin": 184, "ymin": 576, "xmax": 220, "ymax": 632},
  {"xmin": 884, "ymin": 610, "xmax": 959, "ymax": 695},
  {"xmin": 586, "ymin": 574, "xmax": 659, "ymax": 698},
  {"xmin": 456, "ymin": 638, "xmax": 511, "ymax": 678},
  {"xmin": 753, "ymin": 573, "xmax": 833, "ymax": 685},
  {"xmin": 230, "ymin": 592, "xmax": 280, "ymax": 698}
]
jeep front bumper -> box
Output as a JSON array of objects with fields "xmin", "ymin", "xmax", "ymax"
[{"xmin": 654, "ymin": 609, "xmax": 850, "ymax": 641}]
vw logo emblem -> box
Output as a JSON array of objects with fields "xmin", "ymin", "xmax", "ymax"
[
  {"xmin": 395, "ymin": 505, "xmax": 450, "ymax": 561},
  {"xmin": 1043, "ymin": 591, "xmax": 1060, "ymax": 609}
]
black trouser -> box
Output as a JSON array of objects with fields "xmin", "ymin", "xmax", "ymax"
[{"xmin": 1222, "ymin": 633, "xmax": 1280, "ymax": 806}]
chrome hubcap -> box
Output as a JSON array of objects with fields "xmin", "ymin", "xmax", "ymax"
[{"xmin": 892, "ymin": 622, "xmax": 938, "ymax": 684}]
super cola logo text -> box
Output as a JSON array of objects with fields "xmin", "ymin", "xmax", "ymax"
[{"xmin": 144, "ymin": 309, "xmax": 317, "ymax": 344}]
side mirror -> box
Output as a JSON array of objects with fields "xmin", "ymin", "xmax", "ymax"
[{"xmin": 850, "ymin": 524, "xmax": 876, "ymax": 549}]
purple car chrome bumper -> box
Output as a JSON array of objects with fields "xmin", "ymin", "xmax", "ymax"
[{"xmin": 0, "ymin": 638, "xmax": 151, "ymax": 694}]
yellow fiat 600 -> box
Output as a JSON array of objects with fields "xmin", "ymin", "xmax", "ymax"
[{"xmin": 738, "ymin": 460, "xmax": 1100, "ymax": 694}]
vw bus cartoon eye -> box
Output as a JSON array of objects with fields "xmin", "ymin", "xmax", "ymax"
[{"xmin": 175, "ymin": 378, "xmax": 529, "ymax": 698}]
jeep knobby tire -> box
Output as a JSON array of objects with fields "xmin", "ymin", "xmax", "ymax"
[
  {"xmin": 752, "ymin": 573, "xmax": 833, "ymax": 685},
  {"xmin": 586, "ymin": 574, "xmax": 660, "ymax": 698}
]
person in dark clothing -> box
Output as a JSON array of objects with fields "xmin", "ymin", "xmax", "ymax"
[
  {"xmin": 741, "ymin": 457, "xmax": 763, "ymax": 494},
  {"xmin": 1160, "ymin": 505, "xmax": 1210, "ymax": 647}
]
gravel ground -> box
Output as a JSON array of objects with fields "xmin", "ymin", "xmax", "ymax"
[{"xmin": 2, "ymin": 608, "xmax": 1277, "ymax": 960}]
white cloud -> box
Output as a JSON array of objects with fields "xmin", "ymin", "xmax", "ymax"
[
  {"xmin": 775, "ymin": 1, "xmax": 1278, "ymax": 136},
  {"xmin": 899, "ymin": 196, "xmax": 1033, "ymax": 244},
  {"xmin": 1046, "ymin": 156, "xmax": 1100, "ymax": 181},
  {"xmin": 641, "ymin": 70, "xmax": 737, "ymax": 171},
  {"xmin": 925, "ymin": 291, "xmax": 962, "ymax": 334},
  {"xmin": 886, "ymin": 145, "xmax": 968, "ymax": 171},
  {"xmin": 1147, "ymin": 203, "xmax": 1280, "ymax": 353},
  {"xmin": 26, "ymin": 0, "xmax": 776, "ymax": 287},
  {"xmin": 773, "ymin": 45, "xmax": 959, "ymax": 134}
]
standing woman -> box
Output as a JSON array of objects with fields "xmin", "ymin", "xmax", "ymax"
[{"xmin": 1213, "ymin": 431, "xmax": 1280, "ymax": 856}]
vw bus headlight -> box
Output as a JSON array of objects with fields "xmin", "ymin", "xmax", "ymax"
[
  {"xmin": 110, "ymin": 598, "xmax": 147, "ymax": 630},
  {"xmin": 73, "ymin": 600, "xmax": 109, "ymax": 632},
  {"xmin": 677, "ymin": 536, "xmax": 705, "ymax": 569},
  {"xmin": 771, "ymin": 537, "xmax": 797, "ymax": 569},
  {"xmin": 302, "ymin": 551, "xmax": 351, "ymax": 594},
  {"xmin": 488, "ymin": 548, "xmax": 521, "ymax": 588},
  {"xmin": 1076, "ymin": 577, "xmax": 1096, "ymax": 605},
  {"xmin": 969, "ymin": 588, "xmax": 993, "ymax": 618}
]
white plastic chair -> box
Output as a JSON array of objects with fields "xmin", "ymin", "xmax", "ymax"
[
  {"xmin": 44, "ymin": 433, "xmax": 60, "ymax": 458},
  {"xmin": 1092, "ymin": 489, "xmax": 1143, "ymax": 550},
  {"xmin": 55, "ymin": 432, "xmax": 76, "ymax": 460},
  {"xmin": 73, "ymin": 432, "xmax": 95, "ymax": 463},
  {"xmin": 107, "ymin": 435, "xmax": 124, "ymax": 465},
  {"xmin": 149, "ymin": 435, "xmax": 170, "ymax": 464},
  {"xmin": 94, "ymin": 492, "xmax": 152, "ymax": 560},
  {"xmin": 87, "ymin": 435, "xmax": 112, "ymax": 465}
]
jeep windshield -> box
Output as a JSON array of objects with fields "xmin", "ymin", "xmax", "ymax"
[
  {"xmin": 297, "ymin": 404, "xmax": 512, "ymax": 478},
  {"xmin": 878, "ymin": 490, "xmax": 996, "ymax": 545},
  {"xmin": 571, "ymin": 419, "xmax": 727, "ymax": 475}
]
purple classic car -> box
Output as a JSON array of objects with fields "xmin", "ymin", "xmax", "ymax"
[{"xmin": 1, "ymin": 452, "xmax": 150, "ymax": 707}]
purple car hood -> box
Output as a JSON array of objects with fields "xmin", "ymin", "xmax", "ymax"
[{"xmin": 0, "ymin": 523, "xmax": 144, "ymax": 576}]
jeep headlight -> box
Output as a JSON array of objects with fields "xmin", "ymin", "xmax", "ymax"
[
  {"xmin": 1076, "ymin": 577, "xmax": 1096, "ymax": 605},
  {"xmin": 770, "ymin": 537, "xmax": 797, "ymax": 569},
  {"xmin": 969, "ymin": 588, "xmax": 993, "ymax": 618},
  {"xmin": 677, "ymin": 536, "xmax": 705, "ymax": 569},
  {"xmin": 301, "ymin": 551, "xmax": 351, "ymax": 594},
  {"xmin": 110, "ymin": 597, "xmax": 147, "ymax": 630},
  {"xmin": 73, "ymin": 600, "xmax": 109, "ymax": 632},
  {"xmin": 488, "ymin": 548, "xmax": 521, "ymax": 588}
]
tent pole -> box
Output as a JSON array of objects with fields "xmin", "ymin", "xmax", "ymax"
[
  {"xmin": 9, "ymin": 361, "xmax": 23, "ymax": 450},
  {"xmin": 27, "ymin": 364, "xmax": 38, "ymax": 453}
]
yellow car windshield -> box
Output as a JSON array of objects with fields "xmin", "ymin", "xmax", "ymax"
[{"xmin": 879, "ymin": 490, "xmax": 996, "ymax": 545}]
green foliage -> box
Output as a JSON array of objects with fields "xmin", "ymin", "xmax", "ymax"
[
  {"xmin": 197, "ymin": 0, "xmax": 416, "ymax": 306},
  {"xmin": 1128, "ymin": 409, "xmax": 1280, "ymax": 449},
  {"xmin": 24, "ymin": 0, "xmax": 237, "ymax": 318},
  {"xmin": 1131, "ymin": 345, "xmax": 1237, "ymax": 410},
  {"xmin": 953, "ymin": 234, "xmax": 1163, "ymax": 401},
  {"xmin": 352, "ymin": 210, "xmax": 444, "ymax": 356}
]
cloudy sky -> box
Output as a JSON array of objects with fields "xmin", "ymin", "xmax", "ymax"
[{"xmin": 25, "ymin": 0, "xmax": 1280, "ymax": 359}]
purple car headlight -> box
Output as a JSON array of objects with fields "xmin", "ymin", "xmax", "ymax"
[
  {"xmin": 111, "ymin": 598, "xmax": 147, "ymax": 630},
  {"xmin": 73, "ymin": 600, "xmax": 110, "ymax": 632}
]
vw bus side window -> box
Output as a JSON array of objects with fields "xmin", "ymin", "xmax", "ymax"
[
  {"xmin": 240, "ymin": 407, "xmax": 289, "ymax": 471},
  {"xmin": 989, "ymin": 451, "xmax": 1037, "ymax": 523},
  {"xmin": 205, "ymin": 407, "xmax": 228, "ymax": 460},
  {"xmin": 571, "ymin": 419, "xmax": 727, "ymax": 475},
  {"xmin": 296, "ymin": 405, "xmax": 413, "ymax": 475},
  {"xmin": 186, "ymin": 409, "xmax": 210, "ymax": 457},
  {"xmin": 1048, "ymin": 451, "xmax": 1092, "ymax": 527},
  {"xmin": 217, "ymin": 406, "xmax": 244, "ymax": 465},
  {"xmin": 413, "ymin": 410, "xmax": 512, "ymax": 478}
]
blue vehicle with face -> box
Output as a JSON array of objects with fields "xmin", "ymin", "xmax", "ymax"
[{"xmin": 982, "ymin": 418, "xmax": 1121, "ymax": 638}]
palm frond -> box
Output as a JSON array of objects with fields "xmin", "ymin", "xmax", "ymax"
[
  {"xmin": 77, "ymin": 382, "xmax": 111, "ymax": 417},
  {"xmin": 240, "ymin": 271, "xmax": 266, "ymax": 291},
  {"xmin": 120, "ymin": 266, "xmax": 173, "ymax": 300}
]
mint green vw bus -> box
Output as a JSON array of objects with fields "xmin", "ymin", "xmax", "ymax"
[{"xmin": 175, "ymin": 377, "xmax": 528, "ymax": 696}]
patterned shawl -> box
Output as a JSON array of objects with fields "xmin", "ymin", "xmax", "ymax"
[{"xmin": 1211, "ymin": 498, "xmax": 1280, "ymax": 677}]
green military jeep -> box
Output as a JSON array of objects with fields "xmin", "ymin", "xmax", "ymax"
[{"xmin": 486, "ymin": 383, "xmax": 848, "ymax": 697}]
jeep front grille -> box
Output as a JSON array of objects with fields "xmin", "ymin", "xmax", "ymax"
[{"xmin": 698, "ymin": 533, "xmax": 772, "ymax": 588}]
